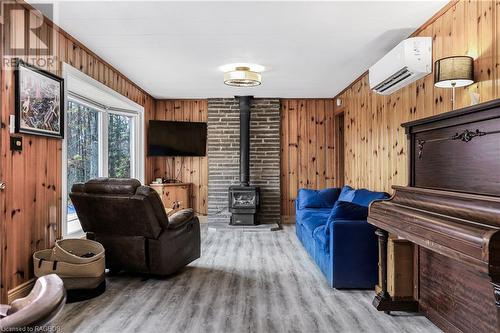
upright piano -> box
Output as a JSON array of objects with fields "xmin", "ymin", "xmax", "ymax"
[{"xmin": 368, "ymin": 99, "xmax": 500, "ymax": 333}]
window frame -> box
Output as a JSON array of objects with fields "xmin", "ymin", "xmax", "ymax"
[{"xmin": 62, "ymin": 64, "xmax": 144, "ymax": 238}]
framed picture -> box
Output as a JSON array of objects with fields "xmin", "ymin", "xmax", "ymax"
[{"xmin": 15, "ymin": 59, "xmax": 64, "ymax": 139}]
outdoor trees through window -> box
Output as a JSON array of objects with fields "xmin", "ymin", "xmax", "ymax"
[
  {"xmin": 66, "ymin": 97, "xmax": 137, "ymax": 234},
  {"xmin": 108, "ymin": 113, "xmax": 132, "ymax": 178},
  {"xmin": 66, "ymin": 100, "xmax": 99, "ymax": 217}
]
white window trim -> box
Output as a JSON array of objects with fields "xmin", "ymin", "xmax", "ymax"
[{"xmin": 62, "ymin": 63, "xmax": 145, "ymax": 238}]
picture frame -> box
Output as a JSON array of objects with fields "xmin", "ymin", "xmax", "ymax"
[{"xmin": 15, "ymin": 59, "xmax": 64, "ymax": 139}]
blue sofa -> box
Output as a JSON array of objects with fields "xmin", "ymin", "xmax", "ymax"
[{"xmin": 295, "ymin": 185, "xmax": 389, "ymax": 289}]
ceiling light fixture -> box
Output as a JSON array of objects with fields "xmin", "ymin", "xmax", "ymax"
[
  {"xmin": 219, "ymin": 63, "xmax": 266, "ymax": 73},
  {"xmin": 224, "ymin": 66, "xmax": 262, "ymax": 87}
]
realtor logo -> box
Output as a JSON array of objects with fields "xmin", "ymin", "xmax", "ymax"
[{"xmin": 1, "ymin": 2, "xmax": 56, "ymax": 70}]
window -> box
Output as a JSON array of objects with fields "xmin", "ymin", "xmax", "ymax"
[
  {"xmin": 63, "ymin": 64, "xmax": 144, "ymax": 237},
  {"xmin": 108, "ymin": 113, "xmax": 133, "ymax": 178},
  {"xmin": 66, "ymin": 100, "xmax": 100, "ymax": 231}
]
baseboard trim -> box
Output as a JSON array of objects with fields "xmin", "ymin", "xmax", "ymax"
[
  {"xmin": 8, "ymin": 279, "xmax": 35, "ymax": 303},
  {"xmin": 197, "ymin": 215, "xmax": 208, "ymax": 224},
  {"xmin": 208, "ymin": 222, "xmax": 280, "ymax": 232},
  {"xmin": 281, "ymin": 215, "xmax": 295, "ymax": 224}
]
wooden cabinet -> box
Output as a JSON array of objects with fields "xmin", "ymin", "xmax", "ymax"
[{"xmin": 150, "ymin": 183, "xmax": 192, "ymax": 210}]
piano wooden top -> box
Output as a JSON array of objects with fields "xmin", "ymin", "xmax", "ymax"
[{"xmin": 368, "ymin": 185, "xmax": 500, "ymax": 276}]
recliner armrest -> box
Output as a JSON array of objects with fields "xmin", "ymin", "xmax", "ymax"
[{"xmin": 167, "ymin": 208, "xmax": 195, "ymax": 229}]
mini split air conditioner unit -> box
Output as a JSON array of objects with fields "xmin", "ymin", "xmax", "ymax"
[{"xmin": 369, "ymin": 37, "xmax": 432, "ymax": 95}]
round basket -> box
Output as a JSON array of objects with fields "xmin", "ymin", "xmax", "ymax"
[
  {"xmin": 51, "ymin": 239, "xmax": 105, "ymax": 264},
  {"xmin": 33, "ymin": 249, "xmax": 105, "ymax": 279}
]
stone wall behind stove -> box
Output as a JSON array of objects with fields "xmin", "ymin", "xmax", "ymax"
[{"xmin": 207, "ymin": 98, "xmax": 281, "ymax": 224}]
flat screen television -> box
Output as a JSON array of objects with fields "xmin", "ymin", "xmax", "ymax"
[{"xmin": 148, "ymin": 120, "xmax": 207, "ymax": 156}]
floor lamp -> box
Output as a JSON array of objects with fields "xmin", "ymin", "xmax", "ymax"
[{"xmin": 434, "ymin": 56, "xmax": 474, "ymax": 110}]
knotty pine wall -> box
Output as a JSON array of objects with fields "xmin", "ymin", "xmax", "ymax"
[
  {"xmin": 150, "ymin": 98, "xmax": 344, "ymax": 221},
  {"xmin": 0, "ymin": 3, "xmax": 154, "ymax": 302},
  {"xmin": 147, "ymin": 100, "xmax": 208, "ymax": 215},
  {"xmin": 336, "ymin": 0, "xmax": 498, "ymax": 193},
  {"xmin": 280, "ymin": 99, "xmax": 344, "ymax": 219}
]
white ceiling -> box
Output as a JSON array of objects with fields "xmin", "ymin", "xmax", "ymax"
[{"xmin": 32, "ymin": 1, "xmax": 447, "ymax": 99}]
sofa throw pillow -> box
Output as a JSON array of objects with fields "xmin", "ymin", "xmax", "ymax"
[
  {"xmin": 324, "ymin": 200, "xmax": 369, "ymax": 238},
  {"xmin": 338, "ymin": 185, "xmax": 356, "ymax": 203},
  {"xmin": 297, "ymin": 188, "xmax": 341, "ymax": 209},
  {"xmin": 351, "ymin": 189, "xmax": 389, "ymax": 207},
  {"xmin": 338, "ymin": 185, "xmax": 389, "ymax": 207},
  {"xmin": 329, "ymin": 200, "xmax": 369, "ymax": 221}
]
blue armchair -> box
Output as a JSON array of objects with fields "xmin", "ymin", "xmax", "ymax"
[{"xmin": 295, "ymin": 185, "xmax": 389, "ymax": 288}]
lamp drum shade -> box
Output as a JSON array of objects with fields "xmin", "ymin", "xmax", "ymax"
[{"xmin": 434, "ymin": 56, "xmax": 474, "ymax": 88}]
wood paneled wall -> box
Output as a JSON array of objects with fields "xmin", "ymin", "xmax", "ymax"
[
  {"xmin": 0, "ymin": 3, "xmax": 154, "ymax": 302},
  {"xmin": 150, "ymin": 98, "xmax": 344, "ymax": 219},
  {"xmin": 280, "ymin": 99, "xmax": 344, "ymax": 219},
  {"xmin": 336, "ymin": 0, "xmax": 498, "ymax": 193},
  {"xmin": 146, "ymin": 100, "xmax": 208, "ymax": 215}
]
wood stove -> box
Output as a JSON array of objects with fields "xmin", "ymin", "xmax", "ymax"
[
  {"xmin": 228, "ymin": 185, "xmax": 260, "ymax": 225},
  {"xmin": 228, "ymin": 96, "xmax": 260, "ymax": 225}
]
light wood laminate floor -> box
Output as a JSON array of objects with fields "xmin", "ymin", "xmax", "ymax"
[{"xmin": 53, "ymin": 225, "xmax": 441, "ymax": 333}]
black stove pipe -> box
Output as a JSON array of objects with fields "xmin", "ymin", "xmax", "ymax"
[{"xmin": 236, "ymin": 96, "xmax": 253, "ymax": 186}]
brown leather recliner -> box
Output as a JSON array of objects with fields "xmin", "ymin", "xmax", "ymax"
[{"xmin": 69, "ymin": 178, "xmax": 200, "ymax": 275}]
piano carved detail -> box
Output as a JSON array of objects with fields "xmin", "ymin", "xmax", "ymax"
[
  {"xmin": 417, "ymin": 139, "xmax": 425, "ymax": 159},
  {"xmin": 416, "ymin": 128, "xmax": 500, "ymax": 158},
  {"xmin": 451, "ymin": 128, "xmax": 487, "ymax": 142}
]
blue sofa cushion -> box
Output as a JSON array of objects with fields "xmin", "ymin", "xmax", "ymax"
[
  {"xmin": 338, "ymin": 185, "xmax": 388, "ymax": 207},
  {"xmin": 300, "ymin": 209, "xmax": 331, "ymax": 236},
  {"xmin": 324, "ymin": 201, "xmax": 369, "ymax": 238},
  {"xmin": 313, "ymin": 225, "xmax": 328, "ymax": 252},
  {"xmin": 329, "ymin": 200, "xmax": 369, "ymax": 221},
  {"xmin": 296, "ymin": 208, "xmax": 332, "ymax": 225},
  {"xmin": 297, "ymin": 188, "xmax": 341, "ymax": 209}
]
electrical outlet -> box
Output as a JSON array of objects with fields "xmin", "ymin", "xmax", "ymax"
[{"xmin": 10, "ymin": 136, "xmax": 22, "ymax": 151}]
